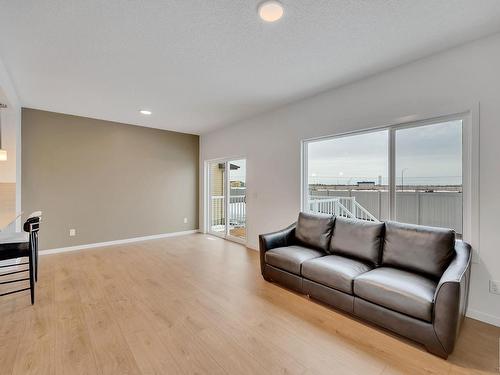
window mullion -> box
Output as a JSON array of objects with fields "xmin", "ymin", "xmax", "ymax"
[
  {"xmin": 389, "ymin": 128, "xmax": 396, "ymax": 220},
  {"xmin": 225, "ymin": 161, "xmax": 229, "ymax": 237}
]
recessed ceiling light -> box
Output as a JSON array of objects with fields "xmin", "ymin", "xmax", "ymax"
[
  {"xmin": 258, "ymin": 1, "xmax": 284, "ymax": 23},
  {"xmin": 140, "ymin": 110, "xmax": 152, "ymax": 115}
]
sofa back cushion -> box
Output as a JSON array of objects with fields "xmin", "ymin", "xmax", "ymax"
[
  {"xmin": 295, "ymin": 212, "xmax": 335, "ymax": 252},
  {"xmin": 329, "ymin": 217, "xmax": 384, "ymax": 265},
  {"xmin": 382, "ymin": 221, "xmax": 455, "ymax": 279}
]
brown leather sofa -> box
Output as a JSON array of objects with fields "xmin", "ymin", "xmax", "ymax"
[{"xmin": 259, "ymin": 212, "xmax": 471, "ymax": 358}]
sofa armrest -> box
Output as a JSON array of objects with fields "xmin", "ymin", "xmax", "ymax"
[
  {"xmin": 258, "ymin": 223, "xmax": 296, "ymax": 275},
  {"xmin": 432, "ymin": 240, "xmax": 472, "ymax": 356}
]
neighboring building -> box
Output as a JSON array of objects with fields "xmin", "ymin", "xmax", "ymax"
[{"xmin": 357, "ymin": 181, "xmax": 376, "ymax": 188}]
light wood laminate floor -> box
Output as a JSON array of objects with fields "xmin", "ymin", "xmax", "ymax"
[{"xmin": 0, "ymin": 234, "xmax": 498, "ymax": 375}]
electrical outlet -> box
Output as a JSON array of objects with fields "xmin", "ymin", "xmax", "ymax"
[
  {"xmin": 69, "ymin": 229, "xmax": 76, "ymax": 237},
  {"xmin": 489, "ymin": 280, "xmax": 500, "ymax": 295},
  {"xmin": 183, "ymin": 217, "xmax": 188, "ymax": 224}
]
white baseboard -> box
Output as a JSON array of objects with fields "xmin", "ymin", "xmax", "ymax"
[
  {"xmin": 40, "ymin": 229, "xmax": 199, "ymax": 255},
  {"xmin": 246, "ymin": 244, "xmax": 258, "ymax": 252},
  {"xmin": 466, "ymin": 309, "xmax": 500, "ymax": 327}
]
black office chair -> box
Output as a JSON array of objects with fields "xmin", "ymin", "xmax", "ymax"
[{"xmin": 0, "ymin": 214, "xmax": 41, "ymax": 304}]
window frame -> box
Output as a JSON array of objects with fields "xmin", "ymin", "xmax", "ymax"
[{"xmin": 301, "ymin": 110, "xmax": 479, "ymax": 259}]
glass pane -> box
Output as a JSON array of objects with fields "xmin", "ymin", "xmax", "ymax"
[
  {"xmin": 209, "ymin": 162, "xmax": 225, "ymax": 234},
  {"xmin": 307, "ymin": 130, "xmax": 389, "ymax": 222},
  {"xmin": 395, "ymin": 120, "xmax": 462, "ymax": 235},
  {"xmin": 228, "ymin": 159, "xmax": 246, "ymax": 239}
]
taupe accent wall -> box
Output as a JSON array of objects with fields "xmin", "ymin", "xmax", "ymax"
[{"xmin": 22, "ymin": 108, "xmax": 199, "ymax": 250}]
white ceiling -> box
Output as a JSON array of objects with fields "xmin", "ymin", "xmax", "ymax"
[{"xmin": 1, "ymin": 1, "xmax": 500, "ymax": 135}]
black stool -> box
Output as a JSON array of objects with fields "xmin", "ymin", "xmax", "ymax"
[{"xmin": 0, "ymin": 215, "xmax": 41, "ymax": 304}]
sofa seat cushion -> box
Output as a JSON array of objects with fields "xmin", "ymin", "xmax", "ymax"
[
  {"xmin": 302, "ymin": 255, "xmax": 372, "ymax": 294},
  {"xmin": 265, "ymin": 246, "xmax": 324, "ymax": 275},
  {"xmin": 354, "ymin": 267, "xmax": 437, "ymax": 322}
]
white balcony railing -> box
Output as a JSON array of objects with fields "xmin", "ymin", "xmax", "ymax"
[
  {"xmin": 211, "ymin": 192, "xmax": 462, "ymax": 235},
  {"xmin": 210, "ymin": 195, "xmax": 246, "ymax": 227},
  {"xmin": 309, "ymin": 191, "xmax": 463, "ymax": 234},
  {"xmin": 309, "ymin": 196, "xmax": 379, "ymax": 222}
]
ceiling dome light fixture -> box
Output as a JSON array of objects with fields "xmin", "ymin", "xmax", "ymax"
[
  {"xmin": 140, "ymin": 110, "xmax": 152, "ymax": 115},
  {"xmin": 258, "ymin": 1, "xmax": 284, "ymax": 23}
]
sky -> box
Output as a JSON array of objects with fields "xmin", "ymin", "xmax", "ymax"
[{"xmin": 308, "ymin": 120, "xmax": 462, "ymax": 186}]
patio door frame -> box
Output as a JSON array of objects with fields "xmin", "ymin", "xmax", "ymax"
[{"xmin": 205, "ymin": 156, "xmax": 247, "ymax": 245}]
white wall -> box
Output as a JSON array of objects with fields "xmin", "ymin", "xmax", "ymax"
[
  {"xmin": 0, "ymin": 56, "xmax": 22, "ymax": 228},
  {"xmin": 200, "ymin": 32, "xmax": 500, "ymax": 326}
]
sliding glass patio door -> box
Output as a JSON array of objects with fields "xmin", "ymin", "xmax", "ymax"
[
  {"xmin": 208, "ymin": 161, "xmax": 226, "ymax": 237},
  {"xmin": 207, "ymin": 158, "xmax": 246, "ymax": 242}
]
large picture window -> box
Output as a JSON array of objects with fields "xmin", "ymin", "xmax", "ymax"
[{"xmin": 303, "ymin": 116, "xmax": 466, "ymax": 237}]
